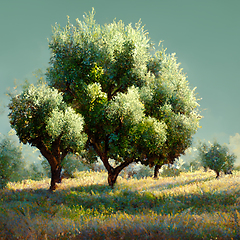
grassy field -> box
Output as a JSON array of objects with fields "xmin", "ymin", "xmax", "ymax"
[{"xmin": 0, "ymin": 170, "xmax": 240, "ymax": 239}]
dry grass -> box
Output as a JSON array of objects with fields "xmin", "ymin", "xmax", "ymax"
[{"xmin": 0, "ymin": 170, "xmax": 240, "ymax": 239}]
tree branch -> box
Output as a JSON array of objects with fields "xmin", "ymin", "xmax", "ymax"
[
  {"xmin": 31, "ymin": 138, "xmax": 58, "ymax": 169},
  {"xmin": 114, "ymin": 158, "xmax": 134, "ymax": 175}
]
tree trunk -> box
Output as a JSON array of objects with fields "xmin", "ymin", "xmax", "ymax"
[
  {"xmin": 154, "ymin": 164, "xmax": 161, "ymax": 179},
  {"xmin": 107, "ymin": 166, "xmax": 127, "ymax": 188},
  {"xmin": 216, "ymin": 171, "xmax": 220, "ymax": 178},
  {"xmin": 50, "ymin": 165, "xmax": 62, "ymax": 190},
  {"xmin": 91, "ymin": 139, "xmax": 134, "ymax": 188},
  {"xmin": 107, "ymin": 160, "xmax": 134, "ymax": 188},
  {"xmin": 108, "ymin": 170, "xmax": 119, "ymax": 188},
  {"xmin": 32, "ymin": 138, "xmax": 67, "ymax": 190}
]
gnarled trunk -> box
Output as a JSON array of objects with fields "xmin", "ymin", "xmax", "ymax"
[
  {"xmin": 154, "ymin": 164, "xmax": 162, "ymax": 179},
  {"xmin": 91, "ymin": 138, "xmax": 134, "ymax": 188},
  {"xmin": 33, "ymin": 138, "xmax": 68, "ymax": 190},
  {"xmin": 107, "ymin": 159, "xmax": 134, "ymax": 188},
  {"xmin": 50, "ymin": 165, "xmax": 62, "ymax": 190},
  {"xmin": 107, "ymin": 170, "xmax": 119, "ymax": 188},
  {"xmin": 216, "ymin": 170, "xmax": 220, "ymax": 178}
]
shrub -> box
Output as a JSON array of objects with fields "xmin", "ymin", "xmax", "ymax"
[
  {"xmin": 24, "ymin": 162, "xmax": 46, "ymax": 181},
  {"xmin": 0, "ymin": 135, "xmax": 23, "ymax": 188},
  {"xmin": 61, "ymin": 154, "xmax": 90, "ymax": 178},
  {"xmin": 198, "ymin": 141, "xmax": 236, "ymax": 178},
  {"xmin": 120, "ymin": 163, "xmax": 153, "ymax": 179},
  {"xmin": 182, "ymin": 159, "xmax": 201, "ymax": 172},
  {"xmin": 160, "ymin": 164, "xmax": 181, "ymax": 177},
  {"xmin": 234, "ymin": 165, "xmax": 240, "ymax": 171},
  {"xmin": 134, "ymin": 165, "xmax": 153, "ymax": 179}
]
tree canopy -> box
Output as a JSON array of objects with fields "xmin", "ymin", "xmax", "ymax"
[
  {"xmin": 8, "ymin": 84, "xmax": 87, "ymax": 190},
  {"xmin": 46, "ymin": 9, "xmax": 202, "ymax": 186}
]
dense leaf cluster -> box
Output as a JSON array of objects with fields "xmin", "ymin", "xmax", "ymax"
[{"xmin": 8, "ymin": 84, "xmax": 86, "ymax": 153}]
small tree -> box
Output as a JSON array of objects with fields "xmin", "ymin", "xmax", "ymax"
[
  {"xmin": 46, "ymin": 9, "xmax": 201, "ymax": 187},
  {"xmin": 8, "ymin": 84, "xmax": 87, "ymax": 190},
  {"xmin": 198, "ymin": 141, "xmax": 236, "ymax": 178},
  {"xmin": 0, "ymin": 135, "xmax": 22, "ymax": 188}
]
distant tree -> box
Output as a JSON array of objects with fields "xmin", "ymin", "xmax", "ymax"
[
  {"xmin": 8, "ymin": 84, "xmax": 87, "ymax": 190},
  {"xmin": 198, "ymin": 141, "xmax": 236, "ymax": 178},
  {"xmin": 46, "ymin": 9, "xmax": 201, "ymax": 187},
  {"xmin": 0, "ymin": 135, "xmax": 22, "ymax": 188}
]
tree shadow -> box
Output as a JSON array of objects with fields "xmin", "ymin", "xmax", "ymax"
[
  {"xmin": 147, "ymin": 175, "xmax": 214, "ymax": 192},
  {"xmin": 1, "ymin": 175, "xmax": 239, "ymax": 220},
  {"xmin": 0, "ymin": 175, "xmax": 239, "ymax": 240}
]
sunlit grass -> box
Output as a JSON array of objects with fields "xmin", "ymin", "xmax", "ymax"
[{"xmin": 0, "ymin": 170, "xmax": 240, "ymax": 239}]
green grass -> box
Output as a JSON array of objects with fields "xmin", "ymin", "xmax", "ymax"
[{"xmin": 0, "ymin": 170, "xmax": 240, "ymax": 239}]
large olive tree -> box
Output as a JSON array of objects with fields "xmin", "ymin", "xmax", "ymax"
[
  {"xmin": 8, "ymin": 84, "xmax": 87, "ymax": 190},
  {"xmin": 46, "ymin": 9, "xmax": 201, "ymax": 187}
]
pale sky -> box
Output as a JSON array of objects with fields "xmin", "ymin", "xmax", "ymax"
[{"xmin": 0, "ymin": 0, "xmax": 240, "ymax": 147}]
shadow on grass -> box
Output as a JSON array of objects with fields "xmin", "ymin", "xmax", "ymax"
[
  {"xmin": 147, "ymin": 174, "xmax": 215, "ymax": 192},
  {"xmin": 0, "ymin": 178, "xmax": 240, "ymax": 240},
  {"xmin": 0, "ymin": 178, "xmax": 238, "ymax": 219}
]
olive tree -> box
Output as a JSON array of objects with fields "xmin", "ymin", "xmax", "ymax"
[
  {"xmin": 8, "ymin": 84, "xmax": 87, "ymax": 190},
  {"xmin": 46, "ymin": 9, "xmax": 201, "ymax": 187},
  {"xmin": 198, "ymin": 141, "xmax": 236, "ymax": 178}
]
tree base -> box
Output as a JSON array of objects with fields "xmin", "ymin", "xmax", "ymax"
[
  {"xmin": 50, "ymin": 166, "xmax": 62, "ymax": 190},
  {"xmin": 108, "ymin": 172, "xmax": 119, "ymax": 188},
  {"xmin": 153, "ymin": 164, "xmax": 161, "ymax": 179}
]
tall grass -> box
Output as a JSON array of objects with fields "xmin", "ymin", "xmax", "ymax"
[{"xmin": 0, "ymin": 170, "xmax": 240, "ymax": 239}]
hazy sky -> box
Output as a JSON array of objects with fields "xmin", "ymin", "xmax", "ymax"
[{"xmin": 1, "ymin": 0, "xmax": 240, "ymax": 146}]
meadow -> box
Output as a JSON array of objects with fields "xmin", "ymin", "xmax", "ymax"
[{"xmin": 0, "ymin": 169, "xmax": 240, "ymax": 239}]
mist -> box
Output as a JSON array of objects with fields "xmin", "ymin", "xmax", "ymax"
[{"xmin": 228, "ymin": 133, "xmax": 240, "ymax": 166}]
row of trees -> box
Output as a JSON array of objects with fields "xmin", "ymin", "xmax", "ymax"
[
  {"xmin": 7, "ymin": 9, "xmax": 203, "ymax": 190},
  {"xmin": 0, "ymin": 132, "xmax": 236, "ymax": 189}
]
